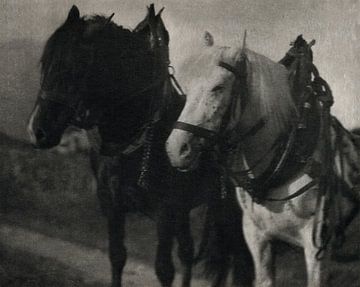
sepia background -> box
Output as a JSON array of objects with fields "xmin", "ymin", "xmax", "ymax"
[
  {"xmin": 0, "ymin": 0, "xmax": 359, "ymax": 139},
  {"xmin": 0, "ymin": 0, "xmax": 359, "ymax": 286}
]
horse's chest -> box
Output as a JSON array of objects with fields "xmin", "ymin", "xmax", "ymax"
[
  {"xmin": 236, "ymin": 175, "xmax": 317, "ymax": 237},
  {"xmin": 237, "ymin": 192, "xmax": 291, "ymax": 232}
]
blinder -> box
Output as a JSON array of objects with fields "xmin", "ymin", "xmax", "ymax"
[
  {"xmin": 38, "ymin": 90, "xmax": 94, "ymax": 129},
  {"xmin": 38, "ymin": 90, "xmax": 80, "ymax": 110}
]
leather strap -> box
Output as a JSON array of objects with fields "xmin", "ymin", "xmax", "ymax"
[
  {"xmin": 265, "ymin": 179, "xmax": 318, "ymax": 201},
  {"xmin": 218, "ymin": 61, "xmax": 242, "ymax": 77},
  {"xmin": 173, "ymin": 121, "xmax": 218, "ymax": 141}
]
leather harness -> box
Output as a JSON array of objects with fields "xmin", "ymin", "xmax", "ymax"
[{"xmin": 173, "ymin": 37, "xmax": 333, "ymax": 203}]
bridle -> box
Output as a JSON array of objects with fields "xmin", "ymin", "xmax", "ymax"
[
  {"xmin": 37, "ymin": 26, "xmax": 170, "ymax": 131},
  {"xmin": 173, "ymin": 61, "xmax": 237, "ymax": 142},
  {"xmin": 173, "ymin": 59, "xmax": 264, "ymax": 144},
  {"xmin": 35, "ymin": 91, "xmax": 87, "ymax": 134},
  {"xmin": 37, "ymin": 71, "xmax": 169, "ymax": 131},
  {"xmin": 172, "ymin": 121, "xmax": 219, "ymax": 141},
  {"xmin": 35, "ymin": 14, "xmax": 119, "ymax": 130}
]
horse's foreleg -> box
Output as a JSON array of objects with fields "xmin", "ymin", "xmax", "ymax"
[
  {"xmin": 93, "ymin": 154, "xmax": 127, "ymax": 287},
  {"xmin": 97, "ymin": 181, "xmax": 127, "ymax": 287},
  {"xmin": 156, "ymin": 208, "xmax": 176, "ymax": 287},
  {"xmin": 108, "ymin": 209, "xmax": 127, "ymax": 287},
  {"xmin": 303, "ymin": 224, "xmax": 324, "ymax": 287},
  {"xmin": 176, "ymin": 211, "xmax": 194, "ymax": 287},
  {"xmin": 242, "ymin": 215, "xmax": 274, "ymax": 287},
  {"xmin": 304, "ymin": 245, "xmax": 322, "ymax": 287}
]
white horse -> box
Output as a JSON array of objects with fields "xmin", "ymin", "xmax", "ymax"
[{"xmin": 166, "ymin": 32, "xmax": 360, "ymax": 287}]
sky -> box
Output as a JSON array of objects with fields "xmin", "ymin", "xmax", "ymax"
[{"xmin": 0, "ymin": 0, "xmax": 359, "ymax": 130}]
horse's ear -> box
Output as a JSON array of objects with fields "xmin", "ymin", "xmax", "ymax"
[
  {"xmin": 134, "ymin": 4, "xmax": 169, "ymax": 48},
  {"xmin": 148, "ymin": 4, "xmax": 156, "ymax": 21},
  {"xmin": 66, "ymin": 5, "xmax": 80, "ymax": 23},
  {"xmin": 154, "ymin": 8, "xmax": 169, "ymax": 47},
  {"xmin": 237, "ymin": 31, "xmax": 249, "ymax": 80},
  {"xmin": 134, "ymin": 4, "xmax": 156, "ymax": 34},
  {"xmin": 204, "ymin": 31, "xmax": 214, "ymax": 47},
  {"xmin": 240, "ymin": 30, "xmax": 247, "ymax": 55},
  {"xmin": 156, "ymin": 7, "xmax": 165, "ymax": 17}
]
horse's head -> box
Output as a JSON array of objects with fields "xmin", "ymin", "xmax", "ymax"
[
  {"xmin": 28, "ymin": 4, "xmax": 170, "ymax": 149},
  {"xmin": 134, "ymin": 4, "xmax": 169, "ymax": 58},
  {"xmin": 166, "ymin": 33, "xmax": 244, "ymax": 170},
  {"xmin": 27, "ymin": 6, "xmax": 88, "ymax": 148},
  {"xmin": 166, "ymin": 32, "xmax": 294, "ymax": 171}
]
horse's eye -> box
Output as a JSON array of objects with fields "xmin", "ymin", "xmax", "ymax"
[{"xmin": 211, "ymin": 85, "xmax": 224, "ymax": 92}]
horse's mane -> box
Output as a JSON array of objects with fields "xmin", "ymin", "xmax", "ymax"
[
  {"xmin": 40, "ymin": 15, "xmax": 153, "ymax": 100},
  {"xmin": 180, "ymin": 45, "xmax": 296, "ymax": 133},
  {"xmin": 243, "ymin": 49, "xmax": 297, "ymax": 132}
]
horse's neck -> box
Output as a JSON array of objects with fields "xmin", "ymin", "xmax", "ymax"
[
  {"xmin": 96, "ymin": 93, "xmax": 153, "ymax": 144},
  {"xmin": 162, "ymin": 82, "xmax": 185, "ymax": 125},
  {"xmin": 237, "ymin": 99, "xmax": 294, "ymax": 178},
  {"xmin": 96, "ymin": 76, "xmax": 177, "ymax": 145},
  {"xmin": 235, "ymin": 51, "xmax": 296, "ymax": 177}
]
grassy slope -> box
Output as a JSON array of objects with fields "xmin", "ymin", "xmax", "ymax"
[
  {"xmin": 0, "ymin": 243, "xmax": 106, "ymax": 287},
  {"xmin": 0, "ymin": 133, "xmax": 162, "ymax": 285},
  {"xmin": 0, "ymin": 40, "xmax": 42, "ymax": 140},
  {"xmin": 0, "ymin": 132, "xmax": 160, "ymax": 263}
]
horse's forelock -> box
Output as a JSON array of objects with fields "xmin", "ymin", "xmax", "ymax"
[
  {"xmin": 39, "ymin": 12, "xmax": 163, "ymax": 110},
  {"xmin": 39, "ymin": 15, "xmax": 137, "ymax": 91},
  {"xmin": 40, "ymin": 18, "xmax": 86, "ymax": 88}
]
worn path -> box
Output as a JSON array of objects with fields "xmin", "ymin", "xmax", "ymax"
[{"xmin": 0, "ymin": 224, "xmax": 208, "ymax": 287}]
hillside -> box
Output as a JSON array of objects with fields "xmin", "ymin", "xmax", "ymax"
[
  {"xmin": 0, "ymin": 39, "xmax": 43, "ymax": 140},
  {"xmin": 2, "ymin": 132, "xmax": 360, "ymax": 286}
]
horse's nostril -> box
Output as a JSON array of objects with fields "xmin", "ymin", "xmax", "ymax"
[
  {"xmin": 35, "ymin": 128, "xmax": 46, "ymax": 141},
  {"xmin": 179, "ymin": 142, "xmax": 191, "ymax": 157}
]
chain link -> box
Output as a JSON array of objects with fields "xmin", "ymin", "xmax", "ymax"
[
  {"xmin": 137, "ymin": 123, "xmax": 154, "ymax": 190},
  {"xmin": 220, "ymin": 174, "xmax": 228, "ymax": 199}
]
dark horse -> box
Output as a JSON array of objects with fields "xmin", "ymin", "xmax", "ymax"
[{"xmin": 27, "ymin": 5, "xmax": 253, "ymax": 287}]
